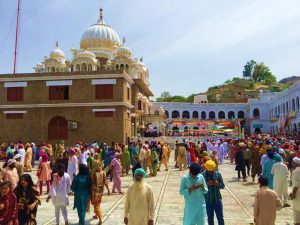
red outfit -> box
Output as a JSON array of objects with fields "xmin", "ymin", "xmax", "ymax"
[{"xmin": 0, "ymin": 189, "xmax": 18, "ymax": 225}]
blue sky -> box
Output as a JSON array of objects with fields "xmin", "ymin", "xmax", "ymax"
[{"xmin": 1, "ymin": 0, "xmax": 300, "ymax": 98}]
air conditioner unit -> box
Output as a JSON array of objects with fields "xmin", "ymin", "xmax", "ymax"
[{"xmin": 68, "ymin": 121, "xmax": 78, "ymax": 129}]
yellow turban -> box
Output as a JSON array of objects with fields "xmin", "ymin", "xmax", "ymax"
[{"xmin": 205, "ymin": 160, "xmax": 216, "ymax": 172}]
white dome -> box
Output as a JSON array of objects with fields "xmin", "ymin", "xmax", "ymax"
[
  {"xmin": 50, "ymin": 47, "xmax": 65, "ymax": 59},
  {"xmin": 80, "ymin": 8, "xmax": 121, "ymax": 50},
  {"xmin": 117, "ymin": 45, "xmax": 131, "ymax": 57}
]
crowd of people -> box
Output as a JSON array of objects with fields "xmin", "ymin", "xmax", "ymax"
[
  {"xmin": 0, "ymin": 134, "xmax": 299, "ymax": 225},
  {"xmin": 0, "ymin": 140, "xmax": 171, "ymax": 225}
]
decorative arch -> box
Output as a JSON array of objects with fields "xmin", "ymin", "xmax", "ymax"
[
  {"xmin": 209, "ymin": 111, "xmax": 216, "ymax": 119},
  {"xmin": 116, "ymin": 64, "xmax": 119, "ymax": 70},
  {"xmin": 88, "ymin": 64, "xmax": 93, "ymax": 72},
  {"xmin": 76, "ymin": 64, "xmax": 80, "ymax": 71},
  {"xmin": 201, "ymin": 111, "xmax": 206, "ymax": 119},
  {"xmin": 182, "ymin": 111, "xmax": 190, "ymax": 119},
  {"xmin": 51, "ymin": 66, "xmax": 55, "ymax": 72},
  {"xmin": 238, "ymin": 111, "xmax": 245, "ymax": 119},
  {"xmin": 283, "ymin": 103, "xmax": 285, "ymax": 114},
  {"xmin": 297, "ymin": 97, "xmax": 300, "ymax": 110},
  {"xmin": 81, "ymin": 63, "xmax": 87, "ymax": 72},
  {"xmin": 48, "ymin": 116, "xmax": 68, "ymax": 140},
  {"xmin": 286, "ymin": 101, "xmax": 289, "ymax": 112},
  {"xmin": 218, "ymin": 111, "xmax": 225, "ymax": 119},
  {"xmin": 228, "ymin": 111, "xmax": 235, "ymax": 119},
  {"xmin": 192, "ymin": 111, "xmax": 199, "ymax": 119},
  {"xmin": 172, "ymin": 110, "xmax": 180, "ymax": 119},
  {"xmin": 253, "ymin": 108, "xmax": 260, "ymax": 119}
]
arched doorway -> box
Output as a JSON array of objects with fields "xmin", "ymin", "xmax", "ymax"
[
  {"xmin": 238, "ymin": 111, "xmax": 245, "ymax": 119},
  {"xmin": 209, "ymin": 111, "xmax": 216, "ymax": 119},
  {"xmin": 172, "ymin": 110, "xmax": 180, "ymax": 119},
  {"xmin": 172, "ymin": 126, "xmax": 179, "ymax": 133},
  {"xmin": 182, "ymin": 111, "xmax": 190, "ymax": 119},
  {"xmin": 253, "ymin": 108, "xmax": 260, "ymax": 119},
  {"xmin": 201, "ymin": 111, "xmax": 206, "ymax": 119},
  {"xmin": 165, "ymin": 110, "xmax": 169, "ymax": 118},
  {"xmin": 192, "ymin": 111, "xmax": 199, "ymax": 119},
  {"xmin": 48, "ymin": 116, "xmax": 68, "ymax": 140},
  {"xmin": 218, "ymin": 111, "xmax": 225, "ymax": 119},
  {"xmin": 228, "ymin": 111, "xmax": 235, "ymax": 119}
]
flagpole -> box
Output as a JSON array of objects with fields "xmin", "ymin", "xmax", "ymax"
[{"xmin": 13, "ymin": 0, "xmax": 21, "ymax": 74}]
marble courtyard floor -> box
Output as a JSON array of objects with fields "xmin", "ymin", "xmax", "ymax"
[{"xmin": 27, "ymin": 158, "xmax": 293, "ymax": 225}]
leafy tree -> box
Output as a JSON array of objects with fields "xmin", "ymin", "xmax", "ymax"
[
  {"xmin": 186, "ymin": 94, "xmax": 198, "ymax": 103},
  {"xmin": 171, "ymin": 95, "xmax": 186, "ymax": 102},
  {"xmin": 252, "ymin": 63, "xmax": 276, "ymax": 84},
  {"xmin": 243, "ymin": 59, "xmax": 256, "ymax": 79},
  {"xmin": 224, "ymin": 79, "xmax": 232, "ymax": 84}
]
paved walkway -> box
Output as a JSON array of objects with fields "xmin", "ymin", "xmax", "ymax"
[{"xmin": 26, "ymin": 155, "xmax": 293, "ymax": 224}]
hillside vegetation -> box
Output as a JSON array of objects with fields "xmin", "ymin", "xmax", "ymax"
[{"xmin": 156, "ymin": 60, "xmax": 295, "ymax": 103}]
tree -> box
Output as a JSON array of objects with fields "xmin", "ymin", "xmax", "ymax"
[
  {"xmin": 171, "ymin": 95, "xmax": 186, "ymax": 102},
  {"xmin": 252, "ymin": 63, "xmax": 276, "ymax": 83},
  {"xmin": 224, "ymin": 79, "xmax": 232, "ymax": 84},
  {"xmin": 160, "ymin": 91, "xmax": 171, "ymax": 98},
  {"xmin": 243, "ymin": 59, "xmax": 256, "ymax": 79}
]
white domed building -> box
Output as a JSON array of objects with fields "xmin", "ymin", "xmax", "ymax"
[{"xmin": 0, "ymin": 7, "xmax": 156, "ymax": 145}]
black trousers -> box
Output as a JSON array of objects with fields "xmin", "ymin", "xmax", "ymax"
[
  {"xmin": 244, "ymin": 159, "xmax": 250, "ymax": 175},
  {"xmin": 238, "ymin": 168, "xmax": 246, "ymax": 179}
]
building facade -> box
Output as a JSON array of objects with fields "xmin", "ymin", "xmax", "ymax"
[
  {"xmin": 153, "ymin": 81, "xmax": 300, "ymax": 135},
  {"xmin": 0, "ymin": 8, "xmax": 153, "ymax": 145}
]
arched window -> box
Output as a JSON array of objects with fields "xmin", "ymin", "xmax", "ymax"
[
  {"xmin": 116, "ymin": 65, "xmax": 119, "ymax": 70},
  {"xmin": 138, "ymin": 100, "xmax": 142, "ymax": 110},
  {"xmin": 253, "ymin": 108, "xmax": 260, "ymax": 119},
  {"xmin": 228, "ymin": 111, "xmax": 235, "ymax": 119},
  {"xmin": 209, "ymin": 111, "xmax": 215, "ymax": 119},
  {"xmin": 218, "ymin": 111, "xmax": 225, "ymax": 119},
  {"xmin": 120, "ymin": 64, "xmax": 124, "ymax": 70},
  {"xmin": 172, "ymin": 110, "xmax": 180, "ymax": 119},
  {"xmin": 172, "ymin": 126, "xmax": 179, "ymax": 133},
  {"xmin": 275, "ymin": 108, "xmax": 277, "ymax": 116},
  {"xmin": 283, "ymin": 103, "xmax": 285, "ymax": 114},
  {"xmin": 126, "ymin": 64, "xmax": 129, "ymax": 70},
  {"xmin": 238, "ymin": 111, "xmax": 245, "ymax": 119},
  {"xmin": 286, "ymin": 101, "xmax": 289, "ymax": 112},
  {"xmin": 182, "ymin": 111, "xmax": 190, "ymax": 119},
  {"xmin": 292, "ymin": 99, "xmax": 296, "ymax": 111},
  {"xmin": 192, "ymin": 111, "xmax": 199, "ymax": 119},
  {"xmin": 51, "ymin": 67, "xmax": 55, "ymax": 72},
  {"xmin": 48, "ymin": 116, "xmax": 68, "ymax": 140},
  {"xmin": 165, "ymin": 110, "xmax": 169, "ymax": 118},
  {"xmin": 201, "ymin": 111, "xmax": 206, "ymax": 119},
  {"xmin": 88, "ymin": 64, "xmax": 92, "ymax": 72},
  {"xmin": 278, "ymin": 105, "xmax": 280, "ymax": 114},
  {"xmin": 76, "ymin": 64, "xmax": 80, "ymax": 71},
  {"xmin": 81, "ymin": 63, "xmax": 87, "ymax": 72},
  {"xmin": 297, "ymin": 97, "xmax": 300, "ymax": 110}
]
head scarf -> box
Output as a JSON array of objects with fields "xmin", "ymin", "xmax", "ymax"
[
  {"xmin": 134, "ymin": 168, "xmax": 146, "ymax": 177},
  {"xmin": 68, "ymin": 148, "xmax": 75, "ymax": 155},
  {"xmin": 189, "ymin": 163, "xmax": 201, "ymax": 175},
  {"xmin": 7, "ymin": 159, "xmax": 16, "ymax": 167},
  {"xmin": 41, "ymin": 154, "xmax": 48, "ymax": 162},
  {"xmin": 205, "ymin": 160, "xmax": 216, "ymax": 172},
  {"xmin": 267, "ymin": 151, "xmax": 274, "ymax": 159},
  {"xmin": 274, "ymin": 154, "xmax": 282, "ymax": 162}
]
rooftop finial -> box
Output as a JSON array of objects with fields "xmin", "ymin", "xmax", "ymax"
[
  {"xmin": 99, "ymin": 7, "xmax": 103, "ymax": 22},
  {"xmin": 56, "ymin": 41, "xmax": 58, "ymax": 48},
  {"xmin": 123, "ymin": 37, "xmax": 126, "ymax": 44}
]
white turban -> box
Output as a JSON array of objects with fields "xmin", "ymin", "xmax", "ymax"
[
  {"xmin": 278, "ymin": 148, "xmax": 285, "ymax": 154},
  {"xmin": 293, "ymin": 157, "xmax": 300, "ymax": 165}
]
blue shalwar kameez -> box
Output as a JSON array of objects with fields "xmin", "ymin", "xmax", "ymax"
[{"xmin": 180, "ymin": 173, "xmax": 208, "ymax": 225}]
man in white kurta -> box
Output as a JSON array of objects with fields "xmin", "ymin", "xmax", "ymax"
[
  {"xmin": 47, "ymin": 164, "xmax": 71, "ymax": 225},
  {"xmin": 291, "ymin": 157, "xmax": 300, "ymax": 224},
  {"xmin": 271, "ymin": 154, "xmax": 289, "ymax": 206},
  {"xmin": 124, "ymin": 168, "xmax": 154, "ymax": 225},
  {"xmin": 67, "ymin": 149, "xmax": 78, "ymax": 183}
]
